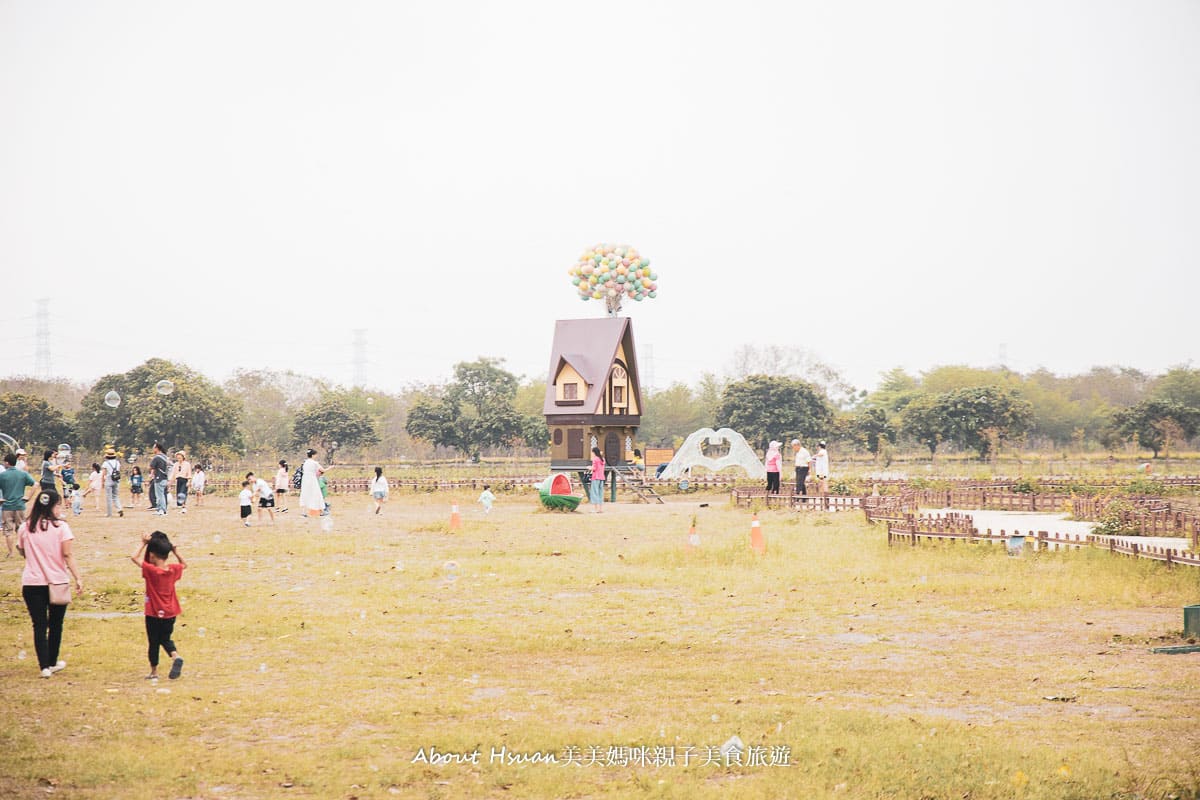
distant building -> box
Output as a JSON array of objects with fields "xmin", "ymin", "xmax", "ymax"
[{"xmin": 543, "ymin": 317, "xmax": 643, "ymax": 470}]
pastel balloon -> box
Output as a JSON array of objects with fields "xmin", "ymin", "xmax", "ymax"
[{"xmin": 568, "ymin": 243, "xmax": 659, "ymax": 310}]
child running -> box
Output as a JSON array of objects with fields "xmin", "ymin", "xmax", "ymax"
[
  {"xmin": 369, "ymin": 467, "xmax": 389, "ymax": 515},
  {"xmin": 238, "ymin": 481, "xmax": 253, "ymax": 527},
  {"xmin": 130, "ymin": 531, "xmax": 186, "ymax": 680},
  {"xmin": 246, "ymin": 472, "xmax": 275, "ymax": 524},
  {"xmin": 477, "ymin": 484, "xmax": 495, "ymax": 514}
]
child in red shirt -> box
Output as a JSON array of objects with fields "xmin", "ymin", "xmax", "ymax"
[{"xmin": 131, "ymin": 531, "xmax": 187, "ymax": 679}]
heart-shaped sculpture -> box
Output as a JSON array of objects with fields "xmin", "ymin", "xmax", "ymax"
[{"xmin": 657, "ymin": 427, "xmax": 766, "ymax": 480}]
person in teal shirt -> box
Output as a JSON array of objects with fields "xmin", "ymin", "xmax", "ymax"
[{"xmin": 0, "ymin": 452, "xmax": 36, "ymax": 558}]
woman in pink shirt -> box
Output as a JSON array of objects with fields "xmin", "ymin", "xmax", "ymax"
[
  {"xmin": 16, "ymin": 489, "xmax": 84, "ymax": 678},
  {"xmin": 588, "ymin": 446, "xmax": 606, "ymax": 514},
  {"xmin": 764, "ymin": 441, "xmax": 782, "ymax": 495}
]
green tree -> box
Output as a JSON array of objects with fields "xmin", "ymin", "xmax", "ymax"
[
  {"xmin": 865, "ymin": 368, "xmax": 921, "ymax": 414},
  {"xmin": 0, "ymin": 377, "xmax": 90, "ymax": 415},
  {"xmin": 225, "ymin": 369, "xmax": 327, "ymax": 457},
  {"xmin": 1111, "ymin": 399, "xmax": 1200, "ymax": 458},
  {"xmin": 1149, "ymin": 366, "xmax": 1200, "ymax": 410},
  {"xmin": 0, "ymin": 392, "xmax": 74, "ymax": 452},
  {"xmin": 513, "ymin": 379, "xmax": 550, "ymax": 452},
  {"xmin": 848, "ymin": 406, "xmax": 896, "ymax": 459},
  {"xmin": 404, "ymin": 358, "xmax": 529, "ymax": 460},
  {"xmin": 75, "ymin": 359, "xmax": 243, "ymax": 456},
  {"xmin": 639, "ymin": 383, "xmax": 709, "ymax": 445},
  {"xmin": 715, "ymin": 375, "xmax": 832, "ymax": 452},
  {"xmin": 901, "ymin": 395, "xmax": 944, "ymax": 458},
  {"xmin": 933, "ymin": 385, "xmax": 1032, "ymax": 459},
  {"xmin": 292, "ymin": 394, "xmax": 380, "ymax": 463},
  {"xmin": 727, "ymin": 345, "xmax": 856, "ymax": 406},
  {"xmin": 1020, "ymin": 369, "xmax": 1087, "ymax": 447}
]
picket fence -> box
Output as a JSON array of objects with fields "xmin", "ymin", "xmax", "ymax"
[{"xmin": 886, "ymin": 513, "xmax": 1200, "ymax": 568}]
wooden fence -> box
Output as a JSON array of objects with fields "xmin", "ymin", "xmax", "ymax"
[
  {"xmin": 1070, "ymin": 497, "xmax": 1200, "ymax": 549},
  {"xmin": 205, "ymin": 472, "xmax": 757, "ymax": 495},
  {"xmin": 729, "ymin": 488, "xmax": 862, "ymax": 512},
  {"xmin": 909, "ymin": 488, "xmax": 1073, "ymax": 511},
  {"xmin": 199, "ymin": 471, "xmax": 1200, "ymax": 497},
  {"xmin": 861, "ymin": 493, "xmax": 917, "ymax": 523},
  {"xmin": 886, "ymin": 513, "xmax": 1200, "ymax": 567}
]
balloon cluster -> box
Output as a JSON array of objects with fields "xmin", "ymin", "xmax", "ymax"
[{"xmin": 568, "ymin": 244, "xmax": 659, "ymax": 316}]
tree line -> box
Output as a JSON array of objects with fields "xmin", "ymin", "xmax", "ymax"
[{"xmin": 2, "ymin": 353, "xmax": 1199, "ymax": 464}]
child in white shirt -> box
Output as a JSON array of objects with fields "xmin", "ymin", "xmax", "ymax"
[
  {"xmin": 190, "ymin": 467, "xmax": 206, "ymax": 507},
  {"xmin": 477, "ymin": 485, "xmax": 495, "ymax": 514},
  {"xmin": 369, "ymin": 467, "xmax": 389, "ymax": 515},
  {"xmin": 238, "ymin": 481, "xmax": 253, "ymax": 527},
  {"xmin": 68, "ymin": 484, "xmax": 83, "ymax": 516}
]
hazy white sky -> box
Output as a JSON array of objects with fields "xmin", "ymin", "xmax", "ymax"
[{"xmin": 2, "ymin": 1, "xmax": 1197, "ymax": 396}]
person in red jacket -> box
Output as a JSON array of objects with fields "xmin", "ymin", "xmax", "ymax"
[{"xmin": 130, "ymin": 531, "xmax": 187, "ymax": 680}]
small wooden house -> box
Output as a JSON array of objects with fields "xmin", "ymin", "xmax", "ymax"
[{"xmin": 544, "ymin": 317, "xmax": 643, "ymax": 470}]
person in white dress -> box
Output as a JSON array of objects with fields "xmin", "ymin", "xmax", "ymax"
[{"xmin": 299, "ymin": 449, "xmax": 325, "ymax": 518}]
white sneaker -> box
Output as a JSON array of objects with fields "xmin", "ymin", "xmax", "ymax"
[
  {"xmin": 244, "ymin": 521, "xmax": 251, "ymax": 527},
  {"xmin": 40, "ymin": 668, "xmax": 52, "ymax": 678},
  {"xmin": 49, "ymin": 661, "xmax": 66, "ymax": 673}
]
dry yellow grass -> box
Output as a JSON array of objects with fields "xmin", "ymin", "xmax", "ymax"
[{"xmin": 1, "ymin": 490, "xmax": 1198, "ymax": 799}]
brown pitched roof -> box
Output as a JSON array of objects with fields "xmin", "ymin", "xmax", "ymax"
[{"xmin": 543, "ymin": 317, "xmax": 640, "ymax": 417}]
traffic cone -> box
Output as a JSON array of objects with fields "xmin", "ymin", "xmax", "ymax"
[
  {"xmin": 749, "ymin": 513, "xmax": 766, "ymax": 554},
  {"xmin": 687, "ymin": 523, "xmax": 700, "ymax": 550},
  {"xmin": 449, "ymin": 504, "xmax": 462, "ymax": 531}
]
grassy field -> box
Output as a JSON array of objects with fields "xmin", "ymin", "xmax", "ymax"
[{"xmin": 2, "ymin": 490, "xmax": 1198, "ymax": 799}]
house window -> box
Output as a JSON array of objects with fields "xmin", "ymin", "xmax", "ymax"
[
  {"xmin": 553, "ymin": 429, "xmax": 563, "ymax": 446},
  {"xmin": 563, "ymin": 383, "xmax": 578, "ymax": 400},
  {"xmin": 610, "ymin": 365, "xmax": 628, "ymax": 409}
]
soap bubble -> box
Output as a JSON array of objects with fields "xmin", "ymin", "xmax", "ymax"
[
  {"xmin": 366, "ymin": 397, "xmax": 375, "ymax": 405},
  {"xmin": 104, "ymin": 390, "xmax": 121, "ymax": 408},
  {"xmin": 197, "ymin": 627, "xmax": 206, "ymax": 638},
  {"xmin": 258, "ymin": 663, "xmax": 267, "ymax": 673},
  {"xmin": 359, "ymin": 610, "xmax": 367, "ymax": 620},
  {"xmin": 213, "ymin": 535, "xmax": 221, "ymax": 544},
  {"xmin": 0, "ymin": 433, "xmax": 16, "ymax": 452},
  {"xmin": 321, "ymin": 516, "xmax": 333, "ymax": 532},
  {"xmin": 155, "ymin": 379, "xmax": 175, "ymax": 395},
  {"xmin": 57, "ymin": 443, "xmax": 71, "ymax": 453},
  {"xmin": 394, "ymin": 560, "xmax": 404, "ymax": 571},
  {"xmin": 710, "ymin": 714, "xmax": 719, "ymax": 723},
  {"xmin": 442, "ymin": 560, "xmax": 460, "ymax": 584},
  {"xmin": 17, "ymin": 649, "xmax": 26, "ymax": 661}
]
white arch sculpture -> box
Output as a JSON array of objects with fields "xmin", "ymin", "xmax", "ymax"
[{"xmin": 657, "ymin": 427, "xmax": 766, "ymax": 480}]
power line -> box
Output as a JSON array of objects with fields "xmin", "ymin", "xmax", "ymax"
[
  {"xmin": 352, "ymin": 329, "xmax": 367, "ymax": 387},
  {"xmin": 34, "ymin": 298, "xmax": 50, "ymax": 379}
]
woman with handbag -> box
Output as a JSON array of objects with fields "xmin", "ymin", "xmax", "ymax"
[{"xmin": 16, "ymin": 489, "xmax": 84, "ymax": 678}]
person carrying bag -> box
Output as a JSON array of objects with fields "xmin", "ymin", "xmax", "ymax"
[{"xmin": 16, "ymin": 489, "xmax": 84, "ymax": 678}]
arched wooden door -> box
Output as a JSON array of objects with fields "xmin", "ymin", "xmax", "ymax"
[{"xmin": 604, "ymin": 432, "xmax": 622, "ymax": 465}]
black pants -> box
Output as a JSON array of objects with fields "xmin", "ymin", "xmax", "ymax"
[
  {"xmin": 145, "ymin": 616, "xmax": 178, "ymax": 667},
  {"xmin": 795, "ymin": 466, "xmax": 809, "ymax": 495},
  {"xmin": 148, "ymin": 480, "xmax": 157, "ymax": 508},
  {"xmin": 766, "ymin": 472, "xmax": 780, "ymax": 494},
  {"xmin": 23, "ymin": 585, "xmax": 67, "ymax": 670}
]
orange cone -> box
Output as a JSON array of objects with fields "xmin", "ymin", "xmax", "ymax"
[
  {"xmin": 687, "ymin": 523, "xmax": 700, "ymax": 550},
  {"xmin": 449, "ymin": 504, "xmax": 461, "ymax": 531},
  {"xmin": 749, "ymin": 513, "xmax": 766, "ymax": 554}
]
